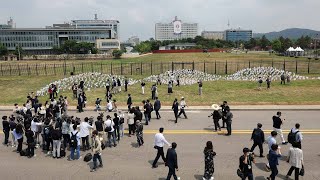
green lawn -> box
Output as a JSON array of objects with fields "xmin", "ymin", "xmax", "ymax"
[{"xmin": 1, "ymin": 75, "xmax": 320, "ymax": 106}]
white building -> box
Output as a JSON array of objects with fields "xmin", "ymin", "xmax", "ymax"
[
  {"xmin": 155, "ymin": 16, "xmax": 198, "ymax": 41},
  {"xmin": 201, "ymin": 31, "xmax": 224, "ymax": 40}
]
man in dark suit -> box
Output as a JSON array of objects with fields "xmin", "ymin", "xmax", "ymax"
[
  {"xmin": 165, "ymin": 142, "xmax": 179, "ymax": 180},
  {"xmin": 127, "ymin": 94, "xmax": 132, "ymax": 112},
  {"xmin": 250, "ymin": 123, "xmax": 265, "ymax": 157},
  {"xmin": 77, "ymin": 93, "xmax": 84, "ymax": 113},
  {"xmin": 172, "ymin": 99, "xmax": 179, "ymax": 123},
  {"xmin": 154, "ymin": 97, "xmax": 161, "ymax": 119}
]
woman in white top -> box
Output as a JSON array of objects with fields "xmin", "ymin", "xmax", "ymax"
[
  {"xmin": 127, "ymin": 109, "xmax": 135, "ymax": 137},
  {"xmin": 118, "ymin": 110, "xmax": 125, "ymax": 137},
  {"xmin": 286, "ymin": 143, "xmax": 303, "ymax": 180}
]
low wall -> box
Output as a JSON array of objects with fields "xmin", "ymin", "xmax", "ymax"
[
  {"xmin": 23, "ymin": 54, "xmax": 113, "ymax": 60},
  {"xmin": 152, "ymin": 49, "xmax": 225, "ymax": 53}
]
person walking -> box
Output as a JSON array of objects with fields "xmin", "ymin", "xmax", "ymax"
[
  {"xmin": 143, "ymin": 100, "xmax": 151, "ymax": 125},
  {"xmin": 203, "ymin": 141, "xmax": 216, "ymax": 180},
  {"xmin": 281, "ymin": 73, "xmax": 286, "ymax": 85},
  {"xmin": 106, "ymin": 79, "xmax": 110, "ymax": 96},
  {"xmin": 2, "ymin": 116, "xmax": 10, "ymax": 146},
  {"xmin": 266, "ymin": 76, "xmax": 271, "ymax": 89},
  {"xmin": 288, "ymin": 123, "xmax": 303, "ymax": 149},
  {"xmin": 141, "ymin": 81, "xmax": 146, "ymax": 94},
  {"xmin": 135, "ymin": 120, "xmax": 144, "ymax": 147},
  {"xmin": 239, "ymin": 147, "xmax": 255, "ymax": 180},
  {"xmin": 127, "ymin": 94, "xmax": 132, "ymax": 112},
  {"xmin": 51, "ymin": 126, "xmax": 62, "ymax": 159},
  {"xmin": 91, "ymin": 130, "xmax": 103, "ymax": 172},
  {"xmin": 77, "ymin": 93, "xmax": 84, "ymax": 113},
  {"xmin": 124, "ymin": 77, "xmax": 128, "ymax": 92},
  {"xmin": 265, "ymin": 131, "xmax": 278, "ymax": 171},
  {"xmin": 272, "ymin": 111, "xmax": 288, "ymax": 145},
  {"xmin": 172, "ymin": 98, "xmax": 179, "ymax": 123},
  {"xmin": 157, "ymin": 75, "xmax": 161, "ymax": 85},
  {"xmin": 154, "ymin": 97, "xmax": 162, "ymax": 119},
  {"xmin": 208, "ymin": 104, "xmax": 222, "ymax": 131},
  {"xmin": 113, "ymin": 113, "xmax": 120, "ymax": 141},
  {"xmin": 168, "ymin": 81, "xmax": 173, "ymax": 94},
  {"xmin": 177, "ymin": 97, "xmax": 188, "ymax": 119},
  {"xmin": 69, "ymin": 124, "xmax": 81, "ymax": 161},
  {"xmin": 104, "ymin": 115, "xmax": 117, "ymax": 147},
  {"xmin": 220, "ymin": 101, "xmax": 229, "ymax": 128},
  {"xmin": 117, "ymin": 78, "xmax": 121, "ymax": 92},
  {"xmin": 286, "ymin": 143, "xmax": 304, "ymax": 180},
  {"xmin": 176, "ymin": 76, "xmax": 180, "ymax": 87},
  {"xmin": 127, "ymin": 109, "xmax": 135, "ymax": 137},
  {"xmin": 79, "ymin": 117, "xmax": 93, "ymax": 151},
  {"xmin": 165, "ymin": 142, "xmax": 179, "ymax": 180},
  {"xmin": 25, "ymin": 124, "xmax": 35, "ymax": 158},
  {"xmin": 225, "ymin": 107, "xmax": 233, "ymax": 136},
  {"xmin": 267, "ymin": 144, "xmax": 282, "ymax": 180},
  {"xmin": 151, "ymin": 84, "xmax": 157, "ymax": 100},
  {"xmin": 152, "ymin": 127, "xmax": 170, "ymax": 168},
  {"xmin": 198, "ymin": 80, "xmax": 203, "ymax": 95},
  {"xmin": 250, "ymin": 123, "xmax": 265, "ymax": 157}
]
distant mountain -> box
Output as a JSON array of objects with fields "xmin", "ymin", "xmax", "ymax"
[{"xmin": 254, "ymin": 28, "xmax": 320, "ymax": 40}]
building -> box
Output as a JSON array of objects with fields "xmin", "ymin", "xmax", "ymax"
[
  {"xmin": 224, "ymin": 29, "xmax": 252, "ymax": 42},
  {"xmin": 155, "ymin": 16, "xmax": 198, "ymax": 41},
  {"xmin": 201, "ymin": 31, "xmax": 224, "ymax": 40},
  {"xmin": 0, "ymin": 15, "xmax": 120, "ymax": 54},
  {"xmin": 0, "ymin": 18, "xmax": 14, "ymax": 29}
]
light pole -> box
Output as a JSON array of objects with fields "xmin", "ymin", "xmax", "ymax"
[{"xmin": 15, "ymin": 43, "xmax": 21, "ymax": 60}]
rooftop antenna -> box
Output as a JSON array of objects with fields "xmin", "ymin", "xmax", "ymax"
[
  {"xmin": 94, "ymin": 14, "xmax": 98, "ymax": 20},
  {"xmin": 227, "ymin": 19, "xmax": 230, "ymax": 28}
]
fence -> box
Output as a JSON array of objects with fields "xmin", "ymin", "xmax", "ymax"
[{"xmin": 1, "ymin": 60, "xmax": 320, "ymax": 76}]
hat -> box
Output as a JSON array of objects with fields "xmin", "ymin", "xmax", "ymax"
[
  {"xmin": 181, "ymin": 96, "xmax": 184, "ymax": 99},
  {"xmin": 211, "ymin": 104, "xmax": 219, "ymax": 111}
]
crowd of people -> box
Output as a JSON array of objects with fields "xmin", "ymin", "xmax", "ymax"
[{"xmin": 1, "ymin": 76, "xmax": 306, "ymax": 180}]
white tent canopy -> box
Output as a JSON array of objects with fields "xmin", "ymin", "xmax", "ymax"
[
  {"xmin": 295, "ymin": 47, "xmax": 304, "ymax": 52},
  {"xmin": 287, "ymin": 47, "xmax": 295, "ymax": 52}
]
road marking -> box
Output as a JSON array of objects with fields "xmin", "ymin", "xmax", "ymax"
[{"xmin": 2, "ymin": 130, "xmax": 320, "ymax": 135}]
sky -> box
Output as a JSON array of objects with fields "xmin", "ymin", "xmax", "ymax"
[{"xmin": 0, "ymin": 0, "xmax": 319, "ymax": 41}]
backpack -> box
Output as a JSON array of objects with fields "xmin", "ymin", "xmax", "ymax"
[
  {"xmin": 70, "ymin": 132, "xmax": 78, "ymax": 148},
  {"xmin": 119, "ymin": 117, "xmax": 125, "ymax": 124},
  {"xmin": 252, "ymin": 128, "xmax": 262, "ymax": 142},
  {"xmin": 288, "ymin": 129, "xmax": 299, "ymax": 144},
  {"xmin": 84, "ymin": 153, "xmax": 92, "ymax": 162},
  {"xmin": 104, "ymin": 121, "xmax": 112, "ymax": 132}
]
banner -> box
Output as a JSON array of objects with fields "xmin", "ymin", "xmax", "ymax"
[{"xmin": 173, "ymin": 20, "xmax": 182, "ymax": 34}]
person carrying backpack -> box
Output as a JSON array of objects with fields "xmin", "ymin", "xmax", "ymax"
[
  {"xmin": 91, "ymin": 130, "xmax": 103, "ymax": 172},
  {"xmin": 250, "ymin": 123, "xmax": 265, "ymax": 157},
  {"xmin": 288, "ymin": 123, "xmax": 303, "ymax": 149},
  {"xmin": 104, "ymin": 115, "xmax": 117, "ymax": 147},
  {"xmin": 69, "ymin": 124, "xmax": 81, "ymax": 160}
]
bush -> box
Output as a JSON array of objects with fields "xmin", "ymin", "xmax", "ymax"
[{"xmin": 112, "ymin": 49, "xmax": 123, "ymax": 59}]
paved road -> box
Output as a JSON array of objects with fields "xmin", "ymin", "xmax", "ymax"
[{"xmin": 0, "ymin": 110, "xmax": 319, "ymax": 180}]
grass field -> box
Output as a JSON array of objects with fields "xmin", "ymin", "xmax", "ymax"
[{"xmin": 1, "ymin": 75, "xmax": 320, "ymax": 106}]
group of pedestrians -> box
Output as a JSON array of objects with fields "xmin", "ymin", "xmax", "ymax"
[{"xmin": 238, "ymin": 111, "xmax": 304, "ymax": 180}]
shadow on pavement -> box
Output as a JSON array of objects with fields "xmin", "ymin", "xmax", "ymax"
[
  {"xmin": 255, "ymin": 176, "xmax": 265, "ymax": 180},
  {"xmin": 279, "ymin": 155, "xmax": 288, "ymax": 162},
  {"xmin": 194, "ymin": 174, "xmax": 203, "ymax": 179},
  {"xmin": 277, "ymin": 174, "xmax": 288, "ymax": 180},
  {"xmin": 131, "ymin": 142, "xmax": 139, "ymax": 148},
  {"xmin": 255, "ymin": 162, "xmax": 268, "ymax": 172}
]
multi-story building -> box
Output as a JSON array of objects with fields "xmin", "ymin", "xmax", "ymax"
[
  {"xmin": 224, "ymin": 29, "xmax": 252, "ymax": 42},
  {"xmin": 155, "ymin": 16, "xmax": 198, "ymax": 41},
  {"xmin": 201, "ymin": 31, "xmax": 224, "ymax": 40},
  {"xmin": 0, "ymin": 15, "xmax": 120, "ymax": 54}
]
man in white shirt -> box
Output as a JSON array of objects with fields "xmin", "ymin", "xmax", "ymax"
[
  {"xmin": 106, "ymin": 100, "xmax": 113, "ymax": 112},
  {"xmin": 31, "ymin": 118, "xmax": 43, "ymax": 147},
  {"xmin": 152, "ymin": 127, "xmax": 170, "ymax": 168},
  {"xmin": 104, "ymin": 115, "xmax": 117, "ymax": 147},
  {"xmin": 79, "ymin": 117, "xmax": 93, "ymax": 151},
  {"xmin": 286, "ymin": 142, "xmax": 303, "ymax": 180},
  {"xmin": 177, "ymin": 97, "xmax": 188, "ymax": 119}
]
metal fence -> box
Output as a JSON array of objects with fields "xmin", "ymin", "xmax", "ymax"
[{"xmin": 1, "ymin": 60, "xmax": 320, "ymax": 76}]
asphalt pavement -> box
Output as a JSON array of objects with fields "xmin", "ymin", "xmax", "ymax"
[{"xmin": 0, "ymin": 110, "xmax": 319, "ymax": 180}]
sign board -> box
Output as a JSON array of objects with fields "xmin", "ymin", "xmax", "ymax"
[{"xmin": 173, "ymin": 20, "xmax": 182, "ymax": 34}]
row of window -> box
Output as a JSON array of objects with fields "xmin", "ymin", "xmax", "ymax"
[
  {"xmin": 101, "ymin": 42, "xmax": 119, "ymax": 47},
  {"xmin": 3, "ymin": 42, "xmax": 54, "ymax": 48},
  {"xmin": 0, "ymin": 36, "xmax": 54, "ymax": 42},
  {"xmin": 0, "ymin": 31, "xmax": 109, "ymax": 36}
]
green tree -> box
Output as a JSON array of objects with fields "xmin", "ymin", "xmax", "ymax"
[
  {"xmin": 0, "ymin": 43, "xmax": 8, "ymax": 57},
  {"xmin": 134, "ymin": 42, "xmax": 152, "ymax": 54},
  {"xmin": 14, "ymin": 45, "xmax": 24, "ymax": 60},
  {"xmin": 272, "ymin": 39, "xmax": 282, "ymax": 52},
  {"xmin": 260, "ymin": 35, "xmax": 270, "ymax": 49},
  {"xmin": 112, "ymin": 49, "xmax": 123, "ymax": 59}
]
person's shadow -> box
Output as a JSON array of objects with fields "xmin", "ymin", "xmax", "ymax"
[
  {"xmin": 130, "ymin": 142, "xmax": 139, "ymax": 148},
  {"xmin": 255, "ymin": 162, "xmax": 268, "ymax": 172},
  {"xmin": 194, "ymin": 174, "xmax": 203, "ymax": 179}
]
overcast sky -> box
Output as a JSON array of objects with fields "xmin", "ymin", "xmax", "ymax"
[{"xmin": 0, "ymin": 0, "xmax": 319, "ymax": 40}]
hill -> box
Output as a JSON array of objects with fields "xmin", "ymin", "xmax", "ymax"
[{"xmin": 254, "ymin": 28, "xmax": 320, "ymax": 40}]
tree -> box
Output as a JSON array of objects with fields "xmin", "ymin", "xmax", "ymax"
[
  {"xmin": 112, "ymin": 49, "xmax": 123, "ymax": 59},
  {"xmin": 0, "ymin": 43, "xmax": 8, "ymax": 57},
  {"xmin": 260, "ymin": 35, "xmax": 270, "ymax": 49},
  {"xmin": 134, "ymin": 42, "xmax": 152, "ymax": 54},
  {"xmin": 272, "ymin": 39, "xmax": 282, "ymax": 52},
  {"xmin": 14, "ymin": 45, "xmax": 24, "ymax": 60}
]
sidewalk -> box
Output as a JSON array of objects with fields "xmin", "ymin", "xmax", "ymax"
[{"xmin": 1, "ymin": 105, "xmax": 320, "ymax": 111}]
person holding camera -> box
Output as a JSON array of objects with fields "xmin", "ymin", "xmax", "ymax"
[
  {"xmin": 239, "ymin": 147, "xmax": 256, "ymax": 180},
  {"xmin": 91, "ymin": 130, "xmax": 103, "ymax": 172},
  {"xmin": 267, "ymin": 144, "xmax": 282, "ymax": 180},
  {"xmin": 208, "ymin": 104, "xmax": 222, "ymax": 131}
]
